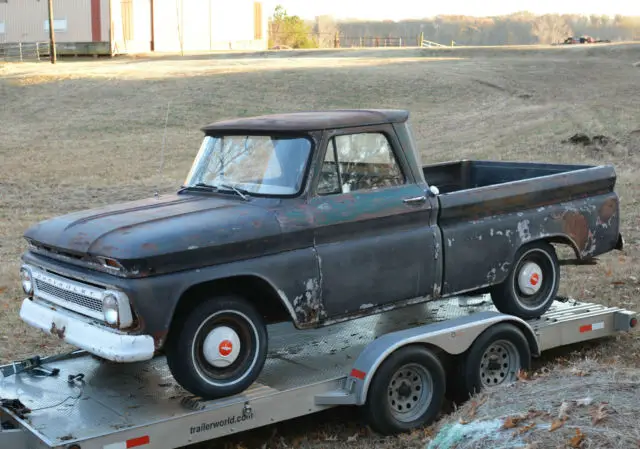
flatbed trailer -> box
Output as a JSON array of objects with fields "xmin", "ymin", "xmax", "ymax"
[{"xmin": 1, "ymin": 295, "xmax": 636, "ymax": 449}]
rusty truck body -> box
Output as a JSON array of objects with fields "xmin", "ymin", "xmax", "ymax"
[{"xmin": 17, "ymin": 109, "xmax": 623, "ymax": 399}]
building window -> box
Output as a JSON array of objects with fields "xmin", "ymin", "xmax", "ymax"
[
  {"xmin": 44, "ymin": 19, "xmax": 68, "ymax": 32},
  {"xmin": 254, "ymin": 2, "xmax": 263, "ymax": 40}
]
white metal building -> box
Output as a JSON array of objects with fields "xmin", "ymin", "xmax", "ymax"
[{"xmin": 0, "ymin": 0, "xmax": 267, "ymax": 55}]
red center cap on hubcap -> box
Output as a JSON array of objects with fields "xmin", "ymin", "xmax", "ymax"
[
  {"xmin": 530, "ymin": 273, "xmax": 540, "ymax": 286},
  {"xmin": 219, "ymin": 340, "xmax": 233, "ymax": 357}
]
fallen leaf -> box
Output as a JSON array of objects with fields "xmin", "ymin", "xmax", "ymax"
[
  {"xmin": 612, "ymin": 281, "xmax": 626, "ymax": 286},
  {"xmin": 524, "ymin": 443, "xmax": 539, "ymax": 449},
  {"xmin": 591, "ymin": 404, "xmax": 608, "ymax": 425},
  {"xmin": 459, "ymin": 418, "xmax": 469, "ymax": 425},
  {"xmin": 0, "ymin": 287, "xmax": 7, "ymax": 294},
  {"xmin": 517, "ymin": 369, "xmax": 531, "ymax": 381},
  {"xmin": 568, "ymin": 429, "xmax": 585, "ymax": 448},
  {"xmin": 346, "ymin": 433, "xmax": 358, "ymax": 442},
  {"xmin": 502, "ymin": 415, "xmax": 526, "ymax": 429},
  {"xmin": 517, "ymin": 423, "xmax": 537, "ymax": 435},
  {"xmin": 549, "ymin": 418, "xmax": 566, "ymax": 432}
]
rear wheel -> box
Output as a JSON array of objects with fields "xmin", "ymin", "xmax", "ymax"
[
  {"xmin": 165, "ymin": 295, "xmax": 268, "ymax": 399},
  {"xmin": 362, "ymin": 345, "xmax": 446, "ymax": 435},
  {"xmin": 490, "ymin": 241, "xmax": 560, "ymax": 319},
  {"xmin": 458, "ymin": 323, "xmax": 531, "ymax": 398}
]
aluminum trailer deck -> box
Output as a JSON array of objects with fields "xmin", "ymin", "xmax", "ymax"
[{"xmin": 1, "ymin": 295, "xmax": 636, "ymax": 449}]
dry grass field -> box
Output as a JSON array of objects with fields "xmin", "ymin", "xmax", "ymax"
[{"xmin": 1, "ymin": 43, "xmax": 640, "ymax": 448}]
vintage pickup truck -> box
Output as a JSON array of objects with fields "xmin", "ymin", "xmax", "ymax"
[{"xmin": 17, "ymin": 109, "xmax": 623, "ymax": 399}]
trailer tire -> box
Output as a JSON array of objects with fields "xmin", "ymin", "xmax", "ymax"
[
  {"xmin": 362, "ymin": 345, "xmax": 446, "ymax": 435},
  {"xmin": 459, "ymin": 322, "xmax": 531, "ymax": 398},
  {"xmin": 490, "ymin": 241, "xmax": 560, "ymax": 319},
  {"xmin": 165, "ymin": 295, "xmax": 267, "ymax": 399}
]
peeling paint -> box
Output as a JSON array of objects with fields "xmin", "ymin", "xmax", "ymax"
[
  {"xmin": 187, "ymin": 246, "xmax": 199, "ymax": 250},
  {"xmin": 359, "ymin": 303, "xmax": 374, "ymax": 310},
  {"xmin": 486, "ymin": 268, "xmax": 497, "ymax": 283},
  {"xmin": 292, "ymin": 277, "xmax": 325, "ymax": 325},
  {"xmin": 517, "ymin": 220, "xmax": 531, "ymax": 242},
  {"xmin": 447, "ymin": 238, "xmax": 455, "ymax": 247}
]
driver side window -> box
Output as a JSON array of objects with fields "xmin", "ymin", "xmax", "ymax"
[{"xmin": 317, "ymin": 132, "xmax": 405, "ymax": 195}]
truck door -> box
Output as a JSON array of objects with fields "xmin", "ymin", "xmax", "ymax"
[{"xmin": 308, "ymin": 126, "xmax": 440, "ymax": 318}]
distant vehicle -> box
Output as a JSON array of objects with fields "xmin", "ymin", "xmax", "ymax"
[
  {"xmin": 563, "ymin": 35, "xmax": 610, "ymax": 44},
  {"xmin": 17, "ymin": 109, "xmax": 624, "ymax": 400}
]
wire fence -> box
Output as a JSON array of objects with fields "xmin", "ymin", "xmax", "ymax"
[
  {"xmin": 0, "ymin": 42, "xmax": 51, "ymax": 62},
  {"xmin": 269, "ymin": 32, "xmax": 440, "ymax": 49}
]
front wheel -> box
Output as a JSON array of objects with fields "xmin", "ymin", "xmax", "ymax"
[
  {"xmin": 362, "ymin": 345, "xmax": 446, "ymax": 435},
  {"xmin": 490, "ymin": 241, "xmax": 560, "ymax": 319},
  {"xmin": 165, "ymin": 295, "xmax": 268, "ymax": 399}
]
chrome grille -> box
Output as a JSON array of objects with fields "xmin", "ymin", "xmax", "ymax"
[
  {"xmin": 35, "ymin": 279, "xmax": 103, "ymax": 313},
  {"xmin": 30, "ymin": 267, "xmax": 106, "ymax": 321}
]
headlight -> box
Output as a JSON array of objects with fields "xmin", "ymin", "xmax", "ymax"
[
  {"xmin": 103, "ymin": 294, "xmax": 119, "ymax": 326},
  {"xmin": 20, "ymin": 266, "xmax": 33, "ymax": 296}
]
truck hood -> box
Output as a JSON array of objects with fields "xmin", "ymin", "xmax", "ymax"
[{"xmin": 24, "ymin": 193, "xmax": 283, "ymax": 276}]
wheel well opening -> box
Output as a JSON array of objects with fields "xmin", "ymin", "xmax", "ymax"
[
  {"xmin": 543, "ymin": 235, "xmax": 580, "ymax": 260},
  {"xmin": 168, "ymin": 276, "xmax": 292, "ymax": 339}
]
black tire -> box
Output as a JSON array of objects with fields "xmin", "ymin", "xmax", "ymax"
[
  {"xmin": 459, "ymin": 323, "xmax": 531, "ymax": 398},
  {"xmin": 165, "ymin": 295, "xmax": 268, "ymax": 399},
  {"xmin": 490, "ymin": 241, "xmax": 560, "ymax": 319},
  {"xmin": 362, "ymin": 345, "xmax": 446, "ymax": 435}
]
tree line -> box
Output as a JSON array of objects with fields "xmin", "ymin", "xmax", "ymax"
[{"xmin": 268, "ymin": 7, "xmax": 640, "ymax": 48}]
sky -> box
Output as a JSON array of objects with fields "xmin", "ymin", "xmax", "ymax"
[{"xmin": 263, "ymin": 0, "xmax": 640, "ymax": 21}]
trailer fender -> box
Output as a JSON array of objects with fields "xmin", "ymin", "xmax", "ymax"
[{"xmin": 346, "ymin": 311, "xmax": 539, "ymax": 406}]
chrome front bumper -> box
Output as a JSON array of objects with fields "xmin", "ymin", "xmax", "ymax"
[{"xmin": 19, "ymin": 298, "xmax": 155, "ymax": 363}]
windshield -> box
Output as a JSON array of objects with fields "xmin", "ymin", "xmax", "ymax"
[{"xmin": 184, "ymin": 135, "xmax": 313, "ymax": 196}]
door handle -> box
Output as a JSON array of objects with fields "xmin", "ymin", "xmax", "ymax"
[{"xmin": 403, "ymin": 195, "xmax": 427, "ymax": 205}]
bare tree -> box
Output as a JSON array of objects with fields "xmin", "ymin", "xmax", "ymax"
[{"xmin": 531, "ymin": 14, "xmax": 573, "ymax": 44}]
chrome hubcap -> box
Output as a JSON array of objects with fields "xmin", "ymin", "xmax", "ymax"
[
  {"xmin": 517, "ymin": 261, "xmax": 543, "ymax": 295},
  {"xmin": 202, "ymin": 326, "xmax": 241, "ymax": 367}
]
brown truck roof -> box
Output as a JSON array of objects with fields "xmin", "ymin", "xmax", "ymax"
[{"xmin": 201, "ymin": 109, "xmax": 409, "ymax": 133}]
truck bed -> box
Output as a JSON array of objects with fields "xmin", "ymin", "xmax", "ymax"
[
  {"xmin": 422, "ymin": 160, "xmax": 620, "ymax": 296},
  {"xmin": 422, "ymin": 160, "xmax": 617, "ymax": 220}
]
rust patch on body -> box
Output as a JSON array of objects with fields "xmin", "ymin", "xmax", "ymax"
[
  {"xmin": 50, "ymin": 322, "xmax": 66, "ymax": 339},
  {"xmin": 292, "ymin": 278, "xmax": 325, "ymax": 325},
  {"xmin": 598, "ymin": 197, "xmax": 617, "ymax": 223},
  {"xmin": 562, "ymin": 211, "xmax": 589, "ymax": 250}
]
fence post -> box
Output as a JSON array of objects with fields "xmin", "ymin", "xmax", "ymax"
[
  {"xmin": 418, "ymin": 32, "xmax": 424, "ymax": 47},
  {"xmin": 399, "ymin": 37, "xmax": 402, "ymax": 47},
  {"xmin": 19, "ymin": 42, "xmax": 23, "ymax": 62},
  {"xmin": 334, "ymin": 31, "xmax": 340, "ymax": 48}
]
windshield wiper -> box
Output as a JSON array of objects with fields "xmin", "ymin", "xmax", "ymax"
[
  {"xmin": 178, "ymin": 182, "xmax": 218, "ymax": 194},
  {"xmin": 219, "ymin": 183, "xmax": 250, "ymax": 201}
]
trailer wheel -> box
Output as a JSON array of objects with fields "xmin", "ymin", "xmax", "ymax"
[
  {"xmin": 491, "ymin": 241, "xmax": 560, "ymax": 319},
  {"xmin": 459, "ymin": 322, "xmax": 531, "ymax": 397},
  {"xmin": 363, "ymin": 345, "xmax": 446, "ymax": 435},
  {"xmin": 165, "ymin": 295, "xmax": 267, "ymax": 399}
]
